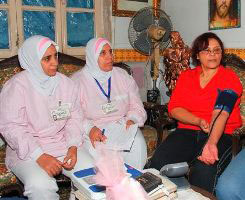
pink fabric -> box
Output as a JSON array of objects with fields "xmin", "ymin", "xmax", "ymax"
[
  {"xmin": 95, "ymin": 38, "xmax": 107, "ymax": 53},
  {"xmin": 106, "ymin": 178, "xmax": 149, "ymax": 200},
  {"xmin": 72, "ymin": 67, "xmax": 146, "ymax": 134},
  {"xmin": 38, "ymin": 38, "xmax": 52, "ymax": 51},
  {"xmin": 94, "ymin": 144, "xmax": 149, "ymax": 200},
  {"xmin": 0, "ymin": 71, "xmax": 83, "ymax": 169}
]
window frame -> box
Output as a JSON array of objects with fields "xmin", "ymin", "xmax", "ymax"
[
  {"xmin": 61, "ymin": 0, "xmax": 103, "ymax": 55},
  {"xmin": 0, "ymin": 0, "xmax": 18, "ymax": 58},
  {"xmin": 0, "ymin": 0, "xmax": 105, "ymax": 58}
]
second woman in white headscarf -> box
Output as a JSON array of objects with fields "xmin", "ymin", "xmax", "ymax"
[{"xmin": 72, "ymin": 37, "xmax": 147, "ymax": 170}]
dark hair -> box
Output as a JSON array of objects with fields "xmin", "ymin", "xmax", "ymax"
[
  {"xmin": 210, "ymin": 0, "xmax": 238, "ymax": 21},
  {"xmin": 191, "ymin": 32, "xmax": 225, "ymax": 66}
]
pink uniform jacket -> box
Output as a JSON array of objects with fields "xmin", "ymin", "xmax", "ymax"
[
  {"xmin": 0, "ymin": 71, "xmax": 84, "ymax": 169},
  {"xmin": 72, "ymin": 67, "xmax": 147, "ymax": 135}
]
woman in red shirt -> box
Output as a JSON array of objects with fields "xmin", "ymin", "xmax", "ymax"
[{"xmin": 148, "ymin": 32, "xmax": 242, "ymax": 194}]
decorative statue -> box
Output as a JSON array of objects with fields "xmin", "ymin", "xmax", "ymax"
[{"xmin": 163, "ymin": 31, "xmax": 191, "ymax": 96}]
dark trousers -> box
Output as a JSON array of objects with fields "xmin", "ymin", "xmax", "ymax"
[{"xmin": 148, "ymin": 128, "xmax": 232, "ymax": 194}]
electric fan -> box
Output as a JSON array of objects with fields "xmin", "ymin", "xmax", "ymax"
[{"xmin": 128, "ymin": 7, "xmax": 172, "ymax": 103}]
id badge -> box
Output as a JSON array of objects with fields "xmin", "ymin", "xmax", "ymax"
[
  {"xmin": 51, "ymin": 103, "xmax": 71, "ymax": 121},
  {"xmin": 101, "ymin": 101, "xmax": 118, "ymax": 114}
]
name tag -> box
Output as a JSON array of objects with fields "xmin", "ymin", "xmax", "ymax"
[
  {"xmin": 51, "ymin": 103, "xmax": 71, "ymax": 121},
  {"xmin": 101, "ymin": 101, "xmax": 118, "ymax": 114}
]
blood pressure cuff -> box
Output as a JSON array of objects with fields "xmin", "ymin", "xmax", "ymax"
[{"xmin": 214, "ymin": 89, "xmax": 239, "ymax": 114}]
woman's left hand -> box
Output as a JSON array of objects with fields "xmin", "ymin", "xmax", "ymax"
[
  {"xmin": 126, "ymin": 120, "xmax": 135, "ymax": 130},
  {"xmin": 63, "ymin": 146, "xmax": 77, "ymax": 170},
  {"xmin": 198, "ymin": 142, "xmax": 219, "ymax": 165}
]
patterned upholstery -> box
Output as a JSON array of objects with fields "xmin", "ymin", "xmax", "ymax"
[
  {"xmin": 141, "ymin": 126, "xmax": 158, "ymax": 158},
  {"xmin": 0, "ymin": 54, "xmax": 158, "ymax": 196},
  {"xmin": 223, "ymin": 53, "xmax": 245, "ymax": 156},
  {"xmin": 58, "ymin": 64, "xmax": 82, "ymax": 77},
  {"xmin": 227, "ymin": 64, "xmax": 245, "ymax": 156},
  {"xmin": 0, "ymin": 67, "xmax": 22, "ymax": 91},
  {"xmin": 0, "ymin": 145, "xmax": 22, "ymax": 196},
  {"xmin": 228, "ymin": 65, "xmax": 245, "ymax": 125}
]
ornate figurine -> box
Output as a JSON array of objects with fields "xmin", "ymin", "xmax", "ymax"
[{"xmin": 163, "ymin": 31, "xmax": 191, "ymax": 96}]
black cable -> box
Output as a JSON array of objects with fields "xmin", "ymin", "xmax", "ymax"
[
  {"xmin": 189, "ymin": 105, "xmax": 225, "ymax": 166},
  {"xmin": 208, "ymin": 104, "xmax": 225, "ymax": 137}
]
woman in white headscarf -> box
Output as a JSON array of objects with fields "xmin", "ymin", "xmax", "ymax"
[
  {"xmin": 0, "ymin": 35, "xmax": 93, "ymax": 200},
  {"xmin": 72, "ymin": 38, "xmax": 147, "ymax": 170}
]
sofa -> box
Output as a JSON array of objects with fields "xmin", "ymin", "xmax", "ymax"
[
  {"xmin": 0, "ymin": 51, "xmax": 244, "ymax": 198},
  {"xmin": 0, "ymin": 53, "xmax": 159, "ymax": 198}
]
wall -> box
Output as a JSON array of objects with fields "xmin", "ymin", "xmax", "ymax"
[
  {"xmin": 112, "ymin": 0, "xmax": 166, "ymax": 48},
  {"xmin": 111, "ymin": 2, "xmax": 168, "ymax": 103},
  {"xmin": 113, "ymin": 0, "xmax": 245, "ymax": 49},
  {"xmin": 164, "ymin": 0, "xmax": 245, "ymax": 48},
  {"xmin": 112, "ymin": 14, "xmax": 169, "ymax": 103},
  {"xmin": 112, "ymin": 1, "xmax": 245, "ymax": 103}
]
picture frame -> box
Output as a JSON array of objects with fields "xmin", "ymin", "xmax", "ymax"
[
  {"xmin": 112, "ymin": 0, "xmax": 161, "ymax": 17},
  {"xmin": 209, "ymin": 0, "xmax": 241, "ymax": 30}
]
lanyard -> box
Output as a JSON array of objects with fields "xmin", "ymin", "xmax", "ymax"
[{"xmin": 95, "ymin": 77, "xmax": 111, "ymax": 103}]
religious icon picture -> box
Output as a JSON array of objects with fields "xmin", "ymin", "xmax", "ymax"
[{"xmin": 209, "ymin": 0, "xmax": 241, "ymax": 30}]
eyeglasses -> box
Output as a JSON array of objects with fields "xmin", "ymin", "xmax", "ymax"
[{"xmin": 200, "ymin": 48, "xmax": 222, "ymax": 55}]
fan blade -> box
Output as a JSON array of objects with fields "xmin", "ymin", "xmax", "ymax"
[
  {"xmin": 134, "ymin": 31, "xmax": 152, "ymax": 55},
  {"xmin": 158, "ymin": 16, "xmax": 172, "ymax": 42},
  {"xmin": 133, "ymin": 9, "xmax": 153, "ymax": 32}
]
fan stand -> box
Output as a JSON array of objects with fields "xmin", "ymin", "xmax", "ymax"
[{"xmin": 147, "ymin": 43, "xmax": 160, "ymax": 104}]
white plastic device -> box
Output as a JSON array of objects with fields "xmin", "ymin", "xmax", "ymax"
[{"xmin": 159, "ymin": 162, "xmax": 189, "ymax": 178}]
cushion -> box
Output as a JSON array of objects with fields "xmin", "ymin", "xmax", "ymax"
[
  {"xmin": 0, "ymin": 67, "xmax": 22, "ymax": 89},
  {"xmin": 141, "ymin": 125, "xmax": 158, "ymax": 158}
]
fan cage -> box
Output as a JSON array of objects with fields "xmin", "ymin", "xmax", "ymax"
[{"xmin": 128, "ymin": 7, "xmax": 172, "ymax": 56}]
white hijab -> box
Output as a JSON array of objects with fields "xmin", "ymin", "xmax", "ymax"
[
  {"xmin": 84, "ymin": 38, "xmax": 112, "ymax": 83},
  {"xmin": 18, "ymin": 35, "xmax": 59, "ymax": 96}
]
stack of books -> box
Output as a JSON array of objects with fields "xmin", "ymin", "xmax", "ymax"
[
  {"xmin": 147, "ymin": 172, "xmax": 178, "ymax": 199},
  {"xmin": 71, "ymin": 165, "xmax": 177, "ymax": 200}
]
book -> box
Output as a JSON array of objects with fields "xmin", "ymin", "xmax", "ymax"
[
  {"xmin": 143, "ymin": 168, "xmax": 178, "ymax": 199},
  {"xmin": 136, "ymin": 172, "xmax": 163, "ymax": 193}
]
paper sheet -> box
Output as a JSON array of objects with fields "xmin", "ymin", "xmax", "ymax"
[{"xmin": 102, "ymin": 121, "xmax": 138, "ymax": 152}]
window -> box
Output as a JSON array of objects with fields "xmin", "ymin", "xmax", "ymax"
[{"xmin": 0, "ymin": 0, "xmax": 109, "ymax": 58}]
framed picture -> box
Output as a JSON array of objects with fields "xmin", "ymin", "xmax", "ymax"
[
  {"xmin": 209, "ymin": 0, "xmax": 241, "ymax": 30},
  {"xmin": 112, "ymin": 0, "xmax": 161, "ymax": 17}
]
